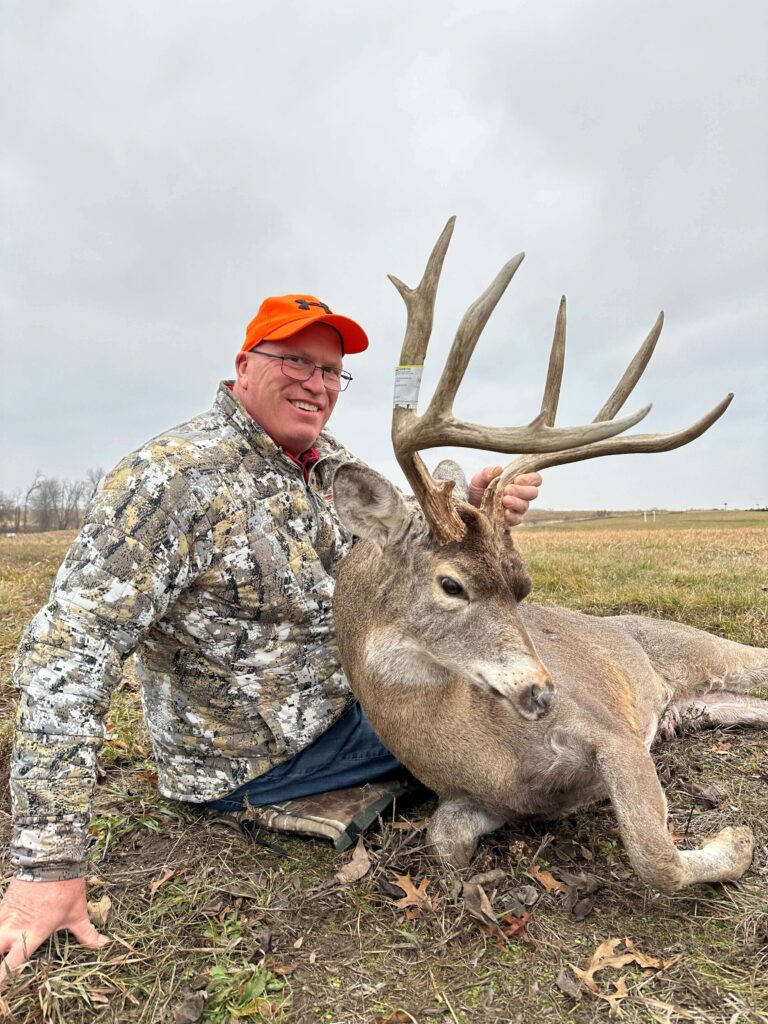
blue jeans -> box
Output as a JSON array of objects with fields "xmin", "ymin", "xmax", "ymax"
[{"xmin": 204, "ymin": 702, "xmax": 405, "ymax": 812}]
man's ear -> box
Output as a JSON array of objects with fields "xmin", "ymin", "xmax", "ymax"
[
  {"xmin": 333, "ymin": 464, "xmax": 410, "ymax": 549},
  {"xmin": 234, "ymin": 351, "xmax": 249, "ymax": 387}
]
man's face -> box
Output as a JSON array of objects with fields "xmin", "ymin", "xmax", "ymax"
[{"xmin": 232, "ymin": 322, "xmax": 343, "ymax": 455}]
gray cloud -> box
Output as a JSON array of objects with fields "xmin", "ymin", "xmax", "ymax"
[{"xmin": 2, "ymin": 0, "xmax": 766, "ymax": 509}]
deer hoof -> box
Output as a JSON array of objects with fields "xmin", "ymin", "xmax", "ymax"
[
  {"xmin": 427, "ymin": 831, "xmax": 476, "ymax": 868},
  {"xmin": 705, "ymin": 825, "xmax": 755, "ymax": 878}
]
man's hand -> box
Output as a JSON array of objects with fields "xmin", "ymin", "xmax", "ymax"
[
  {"xmin": 468, "ymin": 467, "xmax": 542, "ymax": 527},
  {"xmin": 0, "ymin": 877, "xmax": 108, "ymax": 981}
]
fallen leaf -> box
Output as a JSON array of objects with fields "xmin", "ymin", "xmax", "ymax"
[
  {"xmin": 554, "ymin": 968, "xmax": 583, "ymax": 1000},
  {"xmin": 391, "ymin": 874, "xmax": 432, "ymax": 915},
  {"xmin": 335, "ymin": 836, "xmax": 372, "ymax": 885},
  {"xmin": 462, "ymin": 882, "xmax": 498, "ymax": 929},
  {"xmin": 503, "ymin": 896, "xmax": 528, "ymax": 918},
  {"xmin": 495, "ymin": 910, "xmax": 532, "ymax": 945},
  {"xmin": 604, "ymin": 975, "xmax": 629, "ymax": 1016},
  {"xmin": 371, "ymin": 1011, "xmax": 418, "ymax": 1024},
  {"xmin": 529, "ymin": 865, "xmax": 569, "ymax": 894},
  {"xmin": 570, "ymin": 897, "xmax": 595, "ymax": 922},
  {"xmin": 570, "ymin": 938, "xmax": 637, "ymax": 992},
  {"xmin": 86, "ymin": 893, "xmax": 112, "ymax": 929},
  {"xmin": 570, "ymin": 937, "xmax": 682, "ymax": 1003},
  {"xmin": 690, "ymin": 782, "xmax": 724, "ymax": 807},
  {"xmin": 512, "ymin": 884, "xmax": 539, "ymax": 907},
  {"xmin": 557, "ymin": 870, "xmax": 601, "ymax": 894},
  {"xmin": 468, "ymin": 868, "xmax": 506, "ymax": 888},
  {"xmin": 172, "ymin": 989, "xmax": 206, "ymax": 1024},
  {"xmin": 149, "ymin": 865, "xmax": 187, "ymax": 894},
  {"xmin": 135, "ymin": 769, "xmax": 159, "ymax": 786},
  {"xmin": 378, "ymin": 876, "xmax": 409, "ymax": 899},
  {"xmin": 271, "ymin": 963, "xmax": 297, "ymax": 975},
  {"xmin": 293, "ymin": 936, "xmax": 304, "ymax": 949}
]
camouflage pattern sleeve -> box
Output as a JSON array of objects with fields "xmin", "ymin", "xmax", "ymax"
[{"xmin": 10, "ymin": 446, "xmax": 213, "ymax": 881}]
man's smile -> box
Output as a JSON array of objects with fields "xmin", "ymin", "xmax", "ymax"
[{"xmin": 288, "ymin": 399, "xmax": 323, "ymax": 413}]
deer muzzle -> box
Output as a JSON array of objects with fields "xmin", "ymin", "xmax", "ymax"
[
  {"xmin": 471, "ymin": 659, "xmax": 555, "ymax": 721},
  {"xmin": 520, "ymin": 678, "xmax": 555, "ymax": 720}
]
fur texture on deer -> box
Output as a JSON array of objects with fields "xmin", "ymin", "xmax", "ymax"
[{"xmin": 331, "ymin": 220, "xmax": 767, "ymax": 894}]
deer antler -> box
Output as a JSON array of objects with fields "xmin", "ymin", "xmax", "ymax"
[
  {"xmin": 480, "ymin": 303, "xmax": 733, "ymax": 519},
  {"xmin": 390, "ymin": 218, "xmax": 654, "ymax": 543}
]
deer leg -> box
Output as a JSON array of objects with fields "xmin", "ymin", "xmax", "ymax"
[
  {"xmin": 656, "ymin": 693, "xmax": 768, "ymax": 742},
  {"xmin": 428, "ymin": 797, "xmax": 507, "ymax": 868},
  {"xmin": 597, "ymin": 741, "xmax": 754, "ymax": 892}
]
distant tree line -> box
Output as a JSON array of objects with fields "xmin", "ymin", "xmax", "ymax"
[{"xmin": 0, "ymin": 469, "xmax": 103, "ymax": 533}]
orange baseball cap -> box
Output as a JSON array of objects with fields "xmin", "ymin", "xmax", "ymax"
[{"xmin": 242, "ymin": 294, "xmax": 369, "ymax": 355}]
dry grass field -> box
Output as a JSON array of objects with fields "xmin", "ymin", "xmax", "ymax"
[{"xmin": 0, "ymin": 519, "xmax": 766, "ymax": 1024}]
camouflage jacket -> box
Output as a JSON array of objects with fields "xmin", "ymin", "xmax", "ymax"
[{"xmin": 11, "ymin": 383, "xmax": 356, "ymax": 881}]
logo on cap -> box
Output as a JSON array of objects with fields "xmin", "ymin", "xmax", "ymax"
[{"xmin": 295, "ymin": 299, "xmax": 332, "ymax": 314}]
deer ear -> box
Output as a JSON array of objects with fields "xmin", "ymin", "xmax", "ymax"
[
  {"xmin": 333, "ymin": 464, "xmax": 409, "ymax": 548},
  {"xmin": 433, "ymin": 459, "xmax": 469, "ymax": 502}
]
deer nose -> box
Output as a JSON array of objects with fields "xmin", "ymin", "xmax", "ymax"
[
  {"xmin": 516, "ymin": 678, "xmax": 555, "ymax": 720},
  {"xmin": 531, "ymin": 680, "xmax": 554, "ymax": 715}
]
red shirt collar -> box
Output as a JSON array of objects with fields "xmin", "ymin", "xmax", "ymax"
[{"xmin": 283, "ymin": 446, "xmax": 320, "ymax": 480}]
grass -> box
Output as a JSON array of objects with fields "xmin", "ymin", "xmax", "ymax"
[{"xmin": 0, "ymin": 522, "xmax": 767, "ymax": 1023}]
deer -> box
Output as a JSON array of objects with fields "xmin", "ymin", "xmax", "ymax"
[{"xmin": 331, "ymin": 218, "xmax": 768, "ymax": 895}]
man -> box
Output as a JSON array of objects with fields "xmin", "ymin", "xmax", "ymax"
[{"xmin": 0, "ymin": 295, "xmax": 540, "ymax": 974}]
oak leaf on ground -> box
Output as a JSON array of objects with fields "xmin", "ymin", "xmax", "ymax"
[
  {"xmin": 569, "ymin": 937, "xmax": 682, "ymax": 1015},
  {"xmin": 391, "ymin": 873, "xmax": 432, "ymax": 918}
]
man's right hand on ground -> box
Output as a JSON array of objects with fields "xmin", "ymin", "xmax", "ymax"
[{"xmin": 0, "ymin": 877, "xmax": 108, "ymax": 981}]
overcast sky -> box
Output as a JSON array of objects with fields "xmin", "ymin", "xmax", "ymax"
[{"xmin": 2, "ymin": 0, "xmax": 766, "ymax": 509}]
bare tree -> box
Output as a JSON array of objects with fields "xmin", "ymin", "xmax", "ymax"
[
  {"xmin": 32, "ymin": 478, "xmax": 61, "ymax": 532},
  {"xmin": 61, "ymin": 479, "xmax": 86, "ymax": 529},
  {"xmin": 22, "ymin": 472, "xmax": 45, "ymax": 531}
]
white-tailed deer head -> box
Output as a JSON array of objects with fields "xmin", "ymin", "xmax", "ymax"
[{"xmin": 334, "ymin": 217, "xmax": 731, "ymax": 720}]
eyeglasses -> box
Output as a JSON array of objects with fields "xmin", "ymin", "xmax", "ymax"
[{"xmin": 247, "ymin": 350, "xmax": 353, "ymax": 392}]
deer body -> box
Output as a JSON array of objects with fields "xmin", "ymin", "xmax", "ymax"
[
  {"xmin": 333, "ymin": 496, "xmax": 767, "ymax": 892},
  {"xmin": 331, "ymin": 218, "xmax": 766, "ymax": 893}
]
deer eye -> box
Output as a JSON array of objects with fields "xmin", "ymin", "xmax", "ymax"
[{"xmin": 439, "ymin": 576, "xmax": 465, "ymax": 597}]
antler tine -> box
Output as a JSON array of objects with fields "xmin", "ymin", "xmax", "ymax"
[
  {"xmin": 529, "ymin": 295, "xmax": 567, "ymax": 430},
  {"xmin": 425, "ymin": 252, "xmax": 525, "ymax": 420},
  {"xmin": 594, "ymin": 311, "xmax": 664, "ymax": 422},
  {"xmin": 391, "ymin": 217, "xmax": 467, "ymax": 545},
  {"xmin": 388, "ymin": 216, "xmax": 456, "ymax": 366},
  {"xmin": 485, "ymin": 394, "xmax": 733, "ymax": 516}
]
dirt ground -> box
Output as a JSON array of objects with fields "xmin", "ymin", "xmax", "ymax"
[{"xmin": 0, "ymin": 529, "xmax": 766, "ymax": 1023}]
